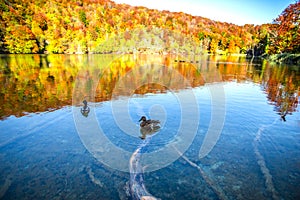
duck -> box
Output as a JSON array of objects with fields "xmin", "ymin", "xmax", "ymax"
[
  {"xmin": 138, "ymin": 116, "xmax": 160, "ymax": 128},
  {"xmin": 138, "ymin": 116, "xmax": 161, "ymax": 139},
  {"xmin": 81, "ymin": 100, "xmax": 90, "ymax": 117},
  {"xmin": 82, "ymin": 100, "xmax": 88, "ymax": 110}
]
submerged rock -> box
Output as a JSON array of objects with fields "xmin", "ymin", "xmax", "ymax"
[{"xmin": 211, "ymin": 161, "xmax": 224, "ymax": 170}]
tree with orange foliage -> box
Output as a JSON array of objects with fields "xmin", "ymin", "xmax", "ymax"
[{"xmin": 272, "ymin": 1, "xmax": 300, "ymax": 53}]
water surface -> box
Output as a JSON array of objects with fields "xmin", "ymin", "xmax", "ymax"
[{"xmin": 0, "ymin": 54, "xmax": 299, "ymax": 199}]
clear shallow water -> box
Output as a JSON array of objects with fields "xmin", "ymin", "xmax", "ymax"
[{"xmin": 0, "ymin": 54, "xmax": 300, "ymax": 199}]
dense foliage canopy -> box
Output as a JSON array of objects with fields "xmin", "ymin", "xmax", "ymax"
[{"xmin": 0, "ymin": 0, "xmax": 299, "ymax": 55}]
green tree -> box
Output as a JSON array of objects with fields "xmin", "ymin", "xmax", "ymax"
[{"xmin": 79, "ymin": 10, "xmax": 88, "ymax": 27}]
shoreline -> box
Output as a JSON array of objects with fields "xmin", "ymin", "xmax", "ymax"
[
  {"xmin": 266, "ymin": 53, "xmax": 300, "ymax": 65},
  {"xmin": 1, "ymin": 52, "xmax": 299, "ymax": 65}
]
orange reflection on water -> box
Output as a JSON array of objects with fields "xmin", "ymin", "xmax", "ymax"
[
  {"xmin": 92, "ymin": 54, "xmax": 205, "ymax": 102},
  {"xmin": 262, "ymin": 64, "xmax": 299, "ymax": 118},
  {"xmin": 0, "ymin": 54, "xmax": 299, "ymax": 120}
]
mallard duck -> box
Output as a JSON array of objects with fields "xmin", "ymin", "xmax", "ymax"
[
  {"xmin": 138, "ymin": 116, "xmax": 160, "ymax": 128},
  {"xmin": 81, "ymin": 100, "xmax": 90, "ymax": 117}
]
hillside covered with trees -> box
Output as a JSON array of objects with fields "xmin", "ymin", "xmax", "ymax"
[{"xmin": 0, "ymin": 0, "xmax": 299, "ymax": 57}]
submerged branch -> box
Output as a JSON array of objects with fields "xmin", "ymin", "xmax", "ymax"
[
  {"xmin": 252, "ymin": 119, "xmax": 280, "ymax": 200},
  {"xmin": 173, "ymin": 146, "xmax": 228, "ymax": 200}
]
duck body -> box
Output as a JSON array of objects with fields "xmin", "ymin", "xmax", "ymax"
[{"xmin": 139, "ymin": 116, "xmax": 160, "ymax": 128}]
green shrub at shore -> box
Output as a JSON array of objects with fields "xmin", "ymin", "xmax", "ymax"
[{"xmin": 268, "ymin": 53, "xmax": 300, "ymax": 65}]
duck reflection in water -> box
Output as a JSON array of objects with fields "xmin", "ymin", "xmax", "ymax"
[
  {"xmin": 138, "ymin": 116, "xmax": 160, "ymax": 140},
  {"xmin": 81, "ymin": 100, "xmax": 90, "ymax": 117}
]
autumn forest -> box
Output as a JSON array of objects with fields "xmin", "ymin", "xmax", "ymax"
[{"xmin": 0, "ymin": 0, "xmax": 299, "ymax": 58}]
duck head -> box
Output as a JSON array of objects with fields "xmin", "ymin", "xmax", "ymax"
[{"xmin": 139, "ymin": 116, "xmax": 146, "ymax": 122}]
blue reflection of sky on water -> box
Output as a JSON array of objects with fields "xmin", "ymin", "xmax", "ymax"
[
  {"xmin": 0, "ymin": 82, "xmax": 300, "ymax": 199},
  {"xmin": 96, "ymin": 91, "xmax": 182, "ymax": 153}
]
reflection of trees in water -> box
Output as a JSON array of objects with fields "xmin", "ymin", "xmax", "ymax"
[
  {"xmin": 204, "ymin": 56, "xmax": 299, "ymax": 119},
  {"xmin": 0, "ymin": 54, "xmax": 299, "ymax": 119},
  {"xmin": 261, "ymin": 64, "xmax": 299, "ymax": 120},
  {"xmin": 94, "ymin": 55, "xmax": 205, "ymax": 101},
  {"xmin": 0, "ymin": 55, "xmax": 78, "ymax": 119}
]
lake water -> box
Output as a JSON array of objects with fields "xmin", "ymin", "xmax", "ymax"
[{"xmin": 0, "ymin": 54, "xmax": 299, "ymax": 200}]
